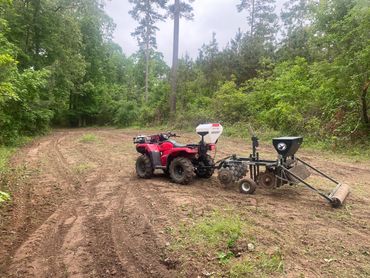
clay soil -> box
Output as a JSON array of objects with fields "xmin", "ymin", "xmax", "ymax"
[{"xmin": 0, "ymin": 128, "xmax": 369, "ymax": 277}]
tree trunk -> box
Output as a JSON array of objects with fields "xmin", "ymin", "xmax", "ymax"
[
  {"xmin": 32, "ymin": 0, "xmax": 41, "ymax": 69},
  {"xmin": 145, "ymin": 45, "xmax": 149, "ymax": 102},
  {"xmin": 170, "ymin": 0, "xmax": 180, "ymax": 119},
  {"xmin": 361, "ymin": 80, "xmax": 369, "ymax": 126},
  {"xmin": 250, "ymin": 0, "xmax": 255, "ymax": 36}
]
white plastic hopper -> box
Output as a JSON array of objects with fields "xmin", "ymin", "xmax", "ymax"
[{"xmin": 196, "ymin": 123, "xmax": 223, "ymax": 144}]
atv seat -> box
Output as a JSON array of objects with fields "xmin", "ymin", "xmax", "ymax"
[{"xmin": 167, "ymin": 139, "xmax": 187, "ymax": 148}]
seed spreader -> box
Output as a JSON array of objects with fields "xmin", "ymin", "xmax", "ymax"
[{"xmin": 216, "ymin": 135, "xmax": 350, "ymax": 207}]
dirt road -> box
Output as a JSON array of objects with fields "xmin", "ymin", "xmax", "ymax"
[{"xmin": 1, "ymin": 128, "xmax": 369, "ymax": 277}]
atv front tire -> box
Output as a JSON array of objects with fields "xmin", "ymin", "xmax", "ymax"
[
  {"xmin": 238, "ymin": 178, "xmax": 257, "ymax": 194},
  {"xmin": 195, "ymin": 155, "xmax": 215, "ymax": 179},
  {"xmin": 136, "ymin": 155, "xmax": 153, "ymax": 179},
  {"xmin": 169, "ymin": 157, "xmax": 194, "ymax": 185}
]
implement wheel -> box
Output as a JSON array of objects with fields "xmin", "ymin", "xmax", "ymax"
[
  {"xmin": 257, "ymin": 171, "xmax": 276, "ymax": 188},
  {"xmin": 169, "ymin": 157, "xmax": 194, "ymax": 185},
  {"xmin": 239, "ymin": 178, "xmax": 257, "ymax": 195}
]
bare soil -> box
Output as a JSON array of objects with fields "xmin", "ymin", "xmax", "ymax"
[{"xmin": 0, "ymin": 128, "xmax": 369, "ymax": 277}]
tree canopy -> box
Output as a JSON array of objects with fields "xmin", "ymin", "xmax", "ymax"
[{"xmin": 0, "ymin": 0, "xmax": 368, "ymax": 146}]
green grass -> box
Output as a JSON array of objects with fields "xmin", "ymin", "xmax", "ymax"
[
  {"xmin": 73, "ymin": 162, "xmax": 93, "ymax": 174},
  {"xmin": 229, "ymin": 250, "xmax": 284, "ymax": 278},
  {"xmin": 0, "ymin": 146, "xmax": 15, "ymax": 173},
  {"xmin": 1, "ymin": 137, "xmax": 32, "ymax": 204},
  {"xmin": 167, "ymin": 208, "xmax": 285, "ymax": 277},
  {"xmin": 179, "ymin": 209, "xmax": 245, "ymax": 249},
  {"xmin": 229, "ymin": 259, "xmax": 254, "ymax": 277},
  {"xmin": 79, "ymin": 133, "xmax": 97, "ymax": 143}
]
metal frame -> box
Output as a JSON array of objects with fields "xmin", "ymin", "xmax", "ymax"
[{"xmin": 215, "ymin": 136, "xmax": 348, "ymax": 207}]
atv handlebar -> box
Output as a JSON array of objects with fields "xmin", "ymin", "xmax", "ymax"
[
  {"xmin": 166, "ymin": 132, "xmax": 179, "ymax": 138},
  {"xmin": 133, "ymin": 131, "xmax": 179, "ymax": 144}
]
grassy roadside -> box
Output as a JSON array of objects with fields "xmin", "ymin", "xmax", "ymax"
[
  {"xmin": 0, "ymin": 137, "xmax": 31, "ymax": 204},
  {"xmin": 0, "ymin": 146, "xmax": 15, "ymax": 204}
]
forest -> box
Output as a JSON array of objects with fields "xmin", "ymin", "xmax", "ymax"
[{"xmin": 0, "ymin": 0, "xmax": 369, "ymax": 147}]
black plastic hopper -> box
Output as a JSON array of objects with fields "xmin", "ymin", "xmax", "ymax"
[{"xmin": 272, "ymin": 137, "xmax": 303, "ymax": 157}]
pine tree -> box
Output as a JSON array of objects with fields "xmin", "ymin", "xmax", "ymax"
[
  {"xmin": 168, "ymin": 0, "xmax": 194, "ymax": 118},
  {"xmin": 129, "ymin": 0, "xmax": 167, "ymax": 102},
  {"xmin": 237, "ymin": 0, "xmax": 278, "ymax": 42}
]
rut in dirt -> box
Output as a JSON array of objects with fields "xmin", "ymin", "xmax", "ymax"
[
  {"xmin": 1, "ymin": 128, "xmax": 370, "ymax": 277},
  {"xmin": 1, "ymin": 130, "xmax": 178, "ymax": 278}
]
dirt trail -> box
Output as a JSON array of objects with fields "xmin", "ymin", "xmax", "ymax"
[{"xmin": 1, "ymin": 128, "xmax": 369, "ymax": 277}]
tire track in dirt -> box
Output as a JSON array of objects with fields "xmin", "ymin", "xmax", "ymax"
[
  {"xmin": 6, "ymin": 133, "xmax": 88, "ymax": 277},
  {"xmin": 6, "ymin": 131, "xmax": 121, "ymax": 277},
  {"xmin": 2, "ymin": 128, "xmax": 370, "ymax": 277},
  {"xmin": 112, "ymin": 177, "xmax": 176, "ymax": 278}
]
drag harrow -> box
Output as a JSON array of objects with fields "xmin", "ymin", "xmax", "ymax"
[{"xmin": 216, "ymin": 136, "xmax": 350, "ymax": 208}]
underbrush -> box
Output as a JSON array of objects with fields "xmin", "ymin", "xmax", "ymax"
[{"xmin": 166, "ymin": 208, "xmax": 284, "ymax": 277}]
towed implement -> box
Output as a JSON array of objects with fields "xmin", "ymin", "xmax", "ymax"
[{"xmin": 217, "ymin": 136, "xmax": 350, "ymax": 208}]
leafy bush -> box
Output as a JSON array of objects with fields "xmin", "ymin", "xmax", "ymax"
[
  {"xmin": 213, "ymin": 79, "xmax": 252, "ymax": 123},
  {"xmin": 113, "ymin": 101, "xmax": 139, "ymax": 127}
]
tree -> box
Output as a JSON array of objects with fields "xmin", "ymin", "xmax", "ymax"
[
  {"xmin": 278, "ymin": 0, "xmax": 313, "ymax": 61},
  {"xmin": 169, "ymin": 0, "xmax": 194, "ymax": 118},
  {"xmin": 311, "ymin": 0, "xmax": 370, "ymax": 130},
  {"xmin": 129, "ymin": 0, "xmax": 167, "ymax": 102},
  {"xmin": 237, "ymin": 0, "xmax": 278, "ymax": 41},
  {"xmin": 234, "ymin": 0, "xmax": 278, "ymax": 82}
]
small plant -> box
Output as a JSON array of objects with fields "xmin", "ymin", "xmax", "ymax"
[
  {"xmin": 74, "ymin": 163, "xmax": 93, "ymax": 174},
  {"xmin": 218, "ymin": 251, "xmax": 235, "ymax": 264},
  {"xmin": 257, "ymin": 250, "xmax": 284, "ymax": 274},
  {"xmin": 79, "ymin": 134, "xmax": 97, "ymax": 143},
  {"xmin": 0, "ymin": 191, "xmax": 11, "ymax": 204}
]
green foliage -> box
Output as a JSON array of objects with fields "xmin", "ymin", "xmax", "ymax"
[
  {"xmin": 217, "ymin": 251, "xmax": 235, "ymax": 264},
  {"xmin": 213, "ymin": 79, "xmax": 251, "ymax": 123},
  {"xmin": 113, "ymin": 101, "xmax": 139, "ymax": 127},
  {"xmin": 0, "ymin": 0, "xmax": 368, "ymax": 151},
  {"xmin": 0, "ymin": 145, "xmax": 14, "ymax": 172}
]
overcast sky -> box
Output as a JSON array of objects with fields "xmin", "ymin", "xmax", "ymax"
[{"xmin": 105, "ymin": 0, "xmax": 286, "ymax": 65}]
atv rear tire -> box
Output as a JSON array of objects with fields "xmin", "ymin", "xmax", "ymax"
[
  {"xmin": 169, "ymin": 157, "xmax": 194, "ymax": 185},
  {"xmin": 195, "ymin": 155, "xmax": 214, "ymax": 179},
  {"xmin": 136, "ymin": 155, "xmax": 153, "ymax": 179},
  {"xmin": 238, "ymin": 178, "xmax": 257, "ymax": 194}
]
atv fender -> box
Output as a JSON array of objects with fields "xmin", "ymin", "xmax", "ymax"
[
  {"xmin": 149, "ymin": 151, "xmax": 161, "ymax": 168},
  {"xmin": 165, "ymin": 149, "xmax": 198, "ymax": 168},
  {"xmin": 136, "ymin": 144, "xmax": 162, "ymax": 167}
]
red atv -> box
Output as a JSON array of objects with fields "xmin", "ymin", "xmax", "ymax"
[{"xmin": 133, "ymin": 124, "xmax": 223, "ymax": 184}]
